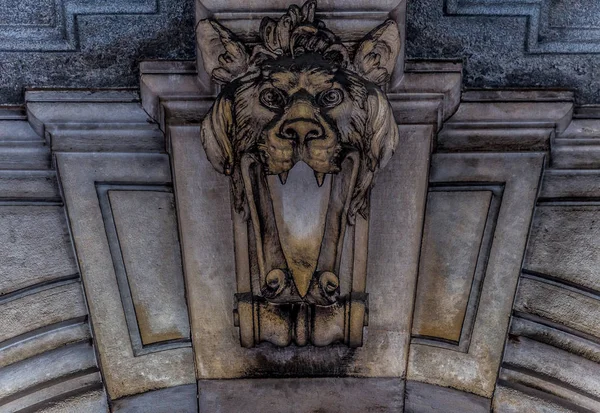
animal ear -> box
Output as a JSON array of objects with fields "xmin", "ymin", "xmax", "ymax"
[
  {"xmin": 348, "ymin": 88, "xmax": 399, "ymax": 222},
  {"xmin": 196, "ymin": 19, "xmax": 250, "ymax": 84},
  {"xmin": 201, "ymin": 95, "xmax": 235, "ymax": 176},
  {"xmin": 365, "ymin": 88, "xmax": 399, "ymax": 171},
  {"xmin": 353, "ymin": 20, "xmax": 401, "ymax": 86}
]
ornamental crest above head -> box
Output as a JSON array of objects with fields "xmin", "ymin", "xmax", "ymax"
[{"xmin": 197, "ymin": 0, "xmax": 401, "ymax": 348}]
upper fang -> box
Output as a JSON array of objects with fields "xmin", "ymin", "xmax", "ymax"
[
  {"xmin": 314, "ymin": 172, "xmax": 326, "ymax": 187},
  {"xmin": 278, "ymin": 171, "xmax": 289, "ymax": 185}
]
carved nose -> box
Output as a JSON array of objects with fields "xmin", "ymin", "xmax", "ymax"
[{"xmin": 280, "ymin": 119, "xmax": 324, "ymax": 142}]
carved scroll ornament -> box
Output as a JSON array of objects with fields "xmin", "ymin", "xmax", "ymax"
[{"xmin": 197, "ymin": 0, "xmax": 400, "ymax": 348}]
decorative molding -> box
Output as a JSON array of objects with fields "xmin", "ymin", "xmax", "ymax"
[
  {"xmin": 55, "ymin": 152, "xmax": 195, "ymax": 400},
  {"xmin": 408, "ymin": 152, "xmax": 545, "ymax": 398},
  {"xmin": 5, "ymin": 0, "xmax": 600, "ymax": 411},
  {"xmin": 0, "ymin": 105, "xmax": 107, "ymax": 411},
  {"xmin": 97, "ymin": 184, "xmax": 191, "ymax": 356},
  {"xmin": 24, "ymin": 89, "xmax": 165, "ymax": 153},
  {"xmin": 437, "ymin": 90, "xmax": 574, "ymax": 154},
  {"xmin": 405, "ymin": 381, "xmax": 491, "ymax": 413},
  {"xmin": 412, "ymin": 183, "xmax": 503, "ymax": 353},
  {"xmin": 497, "ymin": 183, "xmax": 600, "ymax": 410},
  {"xmin": 0, "ymin": 0, "xmax": 158, "ymax": 52},
  {"xmin": 445, "ymin": 0, "xmax": 600, "ymax": 54}
]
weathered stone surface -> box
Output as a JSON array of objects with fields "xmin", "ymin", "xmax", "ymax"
[
  {"xmin": 540, "ymin": 169, "xmax": 600, "ymax": 200},
  {"xmin": 170, "ymin": 122, "xmax": 432, "ymax": 379},
  {"xmin": 0, "ymin": 373, "xmax": 104, "ymax": 413},
  {"xmin": 553, "ymin": 122, "xmax": 600, "ymax": 169},
  {"xmin": 112, "ymin": 384, "xmax": 197, "ymax": 413},
  {"xmin": 31, "ymin": 390, "xmax": 108, "ymax": 413},
  {"xmin": 406, "ymin": 0, "xmax": 600, "ymax": 104},
  {"xmin": 514, "ymin": 277, "xmax": 600, "ymax": 340},
  {"xmin": 4, "ymin": 2, "xmax": 600, "ymax": 411},
  {"xmin": 0, "ymin": 120, "xmax": 41, "ymax": 141},
  {"xmin": 0, "ymin": 170, "xmax": 59, "ymax": 200},
  {"xmin": 4, "ymin": 0, "xmax": 600, "ymax": 108},
  {"xmin": 0, "ymin": 322, "xmax": 90, "ymax": 369},
  {"xmin": 408, "ymin": 153, "xmax": 544, "ymax": 397},
  {"xmin": 396, "ymin": 61, "xmax": 463, "ymax": 122},
  {"xmin": 109, "ymin": 190, "xmax": 190, "ymax": 345},
  {"xmin": 25, "ymin": 90, "xmax": 165, "ymax": 153},
  {"xmin": 500, "ymin": 336, "xmax": 600, "ymax": 411},
  {"xmin": 56, "ymin": 152, "xmax": 195, "ymax": 400},
  {"xmin": 0, "ymin": 159, "xmax": 105, "ymax": 411},
  {"xmin": 412, "ymin": 190, "xmax": 491, "ymax": 343},
  {"xmin": 493, "ymin": 385, "xmax": 584, "ymax": 413},
  {"xmin": 498, "ymin": 145, "xmax": 600, "ymax": 413},
  {"xmin": 0, "ymin": 0, "xmax": 195, "ymax": 105},
  {"xmin": 198, "ymin": 378, "xmax": 403, "ymax": 413},
  {"xmin": 404, "ymin": 381, "xmax": 490, "ymax": 413},
  {"xmin": 524, "ymin": 206, "xmax": 600, "ymax": 292},
  {"xmin": 0, "ymin": 206, "xmax": 77, "ymax": 296},
  {"xmin": 0, "ymin": 342, "xmax": 98, "ymax": 408},
  {"xmin": 0, "ymin": 280, "xmax": 100, "ymax": 412},
  {"xmin": 0, "ymin": 282, "xmax": 86, "ymax": 343},
  {"xmin": 436, "ymin": 91, "xmax": 573, "ymax": 154},
  {"xmin": 509, "ymin": 316, "xmax": 600, "ymax": 366}
]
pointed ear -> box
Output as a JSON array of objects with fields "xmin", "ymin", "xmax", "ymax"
[
  {"xmin": 366, "ymin": 88, "xmax": 399, "ymax": 171},
  {"xmin": 196, "ymin": 19, "xmax": 250, "ymax": 84},
  {"xmin": 353, "ymin": 20, "xmax": 401, "ymax": 86},
  {"xmin": 348, "ymin": 88, "xmax": 399, "ymax": 222},
  {"xmin": 201, "ymin": 95, "xmax": 235, "ymax": 176}
]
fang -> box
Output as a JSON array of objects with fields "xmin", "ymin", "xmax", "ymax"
[
  {"xmin": 314, "ymin": 172, "xmax": 326, "ymax": 187},
  {"xmin": 278, "ymin": 171, "xmax": 289, "ymax": 185}
]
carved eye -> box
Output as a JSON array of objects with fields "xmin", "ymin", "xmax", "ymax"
[
  {"xmin": 260, "ymin": 88, "xmax": 288, "ymax": 110},
  {"xmin": 317, "ymin": 89, "xmax": 343, "ymax": 108}
]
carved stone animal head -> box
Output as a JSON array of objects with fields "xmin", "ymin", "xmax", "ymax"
[{"xmin": 197, "ymin": 0, "xmax": 400, "ymax": 220}]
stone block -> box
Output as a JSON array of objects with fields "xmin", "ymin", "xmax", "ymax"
[
  {"xmin": 408, "ymin": 152, "xmax": 544, "ymax": 397},
  {"xmin": 404, "ymin": 381, "xmax": 490, "ymax": 413},
  {"xmin": 56, "ymin": 152, "xmax": 195, "ymax": 400},
  {"xmin": 524, "ymin": 205, "xmax": 600, "ymax": 292},
  {"xmin": 0, "ymin": 205, "xmax": 77, "ymax": 296},
  {"xmin": 112, "ymin": 384, "xmax": 197, "ymax": 413},
  {"xmin": 198, "ymin": 378, "xmax": 403, "ymax": 413},
  {"xmin": 169, "ymin": 122, "xmax": 432, "ymax": 379}
]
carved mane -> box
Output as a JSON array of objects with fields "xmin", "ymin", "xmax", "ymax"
[{"xmin": 197, "ymin": 0, "xmax": 401, "ymax": 87}]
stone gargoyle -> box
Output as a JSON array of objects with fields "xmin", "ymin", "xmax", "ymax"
[{"xmin": 197, "ymin": 0, "xmax": 401, "ymax": 348}]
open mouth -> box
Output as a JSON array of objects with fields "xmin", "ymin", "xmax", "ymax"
[
  {"xmin": 277, "ymin": 168, "xmax": 327, "ymax": 187},
  {"xmin": 240, "ymin": 152, "xmax": 360, "ymax": 304}
]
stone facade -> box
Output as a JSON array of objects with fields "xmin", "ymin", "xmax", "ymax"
[
  {"xmin": 407, "ymin": 0, "xmax": 600, "ymax": 104},
  {"xmin": 1, "ymin": 1, "xmax": 600, "ymax": 412}
]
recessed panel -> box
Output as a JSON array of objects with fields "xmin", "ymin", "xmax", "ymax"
[
  {"xmin": 408, "ymin": 153, "xmax": 544, "ymax": 397},
  {"xmin": 109, "ymin": 190, "xmax": 190, "ymax": 346},
  {"xmin": 412, "ymin": 190, "xmax": 491, "ymax": 343},
  {"xmin": 57, "ymin": 153, "xmax": 195, "ymax": 400}
]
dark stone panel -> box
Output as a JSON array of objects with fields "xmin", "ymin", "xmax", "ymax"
[
  {"xmin": 406, "ymin": 0, "xmax": 600, "ymax": 104},
  {"xmin": 0, "ymin": 0, "xmax": 195, "ymax": 105},
  {"xmin": 198, "ymin": 378, "xmax": 404, "ymax": 413},
  {"xmin": 111, "ymin": 384, "xmax": 198, "ymax": 413}
]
